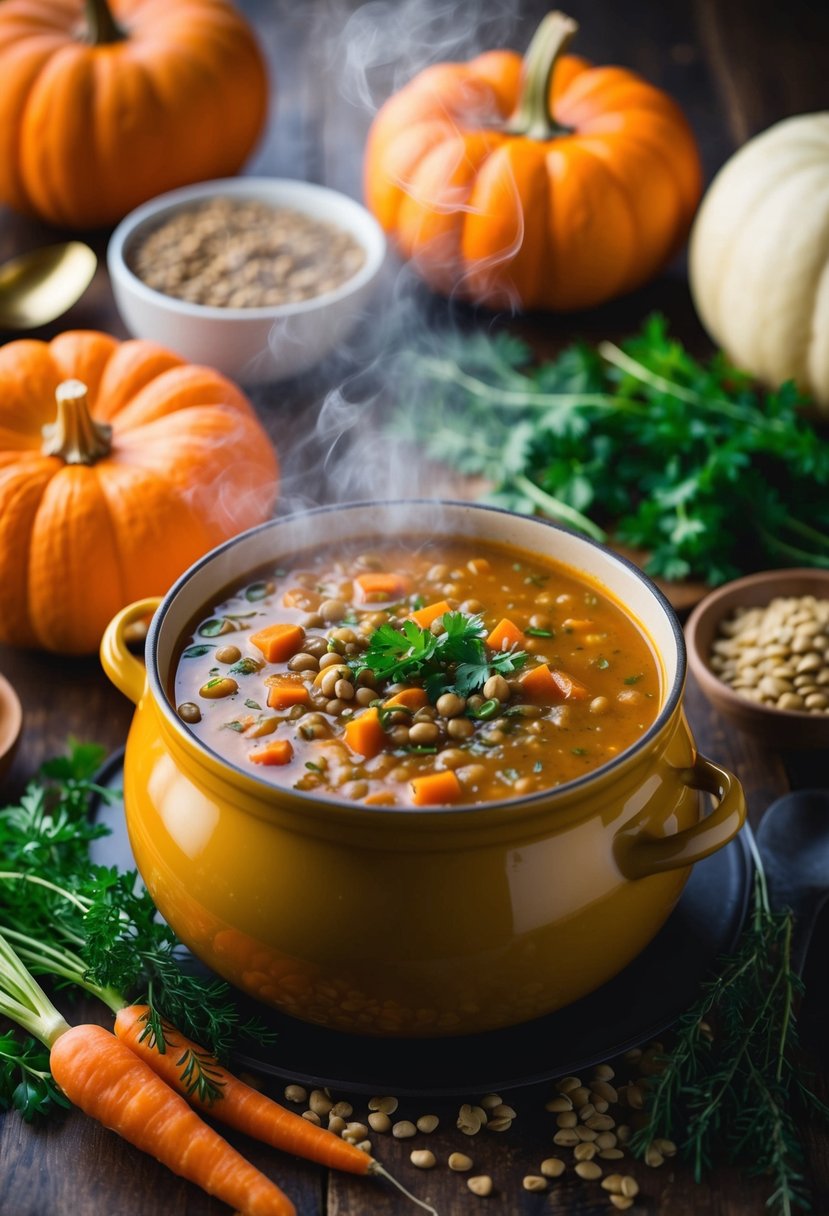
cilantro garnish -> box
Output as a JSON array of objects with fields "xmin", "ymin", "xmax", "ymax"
[{"xmin": 351, "ymin": 611, "xmax": 527, "ymax": 701}]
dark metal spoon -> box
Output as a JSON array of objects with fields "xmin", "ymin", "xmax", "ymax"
[{"xmin": 755, "ymin": 790, "xmax": 829, "ymax": 975}]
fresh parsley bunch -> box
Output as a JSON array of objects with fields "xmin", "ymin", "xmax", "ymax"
[
  {"xmin": 0, "ymin": 741, "xmax": 272, "ymax": 1121},
  {"xmin": 392, "ymin": 315, "xmax": 829, "ymax": 586}
]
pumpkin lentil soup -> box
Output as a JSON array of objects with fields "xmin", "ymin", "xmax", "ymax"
[{"xmin": 172, "ymin": 537, "xmax": 660, "ymax": 806}]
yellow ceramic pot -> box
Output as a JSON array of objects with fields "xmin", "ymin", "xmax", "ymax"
[{"xmin": 101, "ymin": 501, "xmax": 745, "ymax": 1037}]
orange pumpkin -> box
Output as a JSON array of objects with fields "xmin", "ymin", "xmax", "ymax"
[
  {"xmin": 0, "ymin": 0, "xmax": 268, "ymax": 228},
  {"xmin": 364, "ymin": 12, "xmax": 702, "ymax": 312},
  {"xmin": 0, "ymin": 331, "xmax": 278, "ymax": 654}
]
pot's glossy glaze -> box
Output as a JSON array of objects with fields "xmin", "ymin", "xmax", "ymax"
[{"xmin": 102, "ymin": 503, "xmax": 746, "ymax": 1037}]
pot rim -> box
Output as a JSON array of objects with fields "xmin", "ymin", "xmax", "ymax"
[{"xmin": 145, "ymin": 499, "xmax": 686, "ymax": 817}]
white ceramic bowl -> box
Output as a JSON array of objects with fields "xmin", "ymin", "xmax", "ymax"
[{"xmin": 107, "ymin": 178, "xmax": 387, "ymax": 384}]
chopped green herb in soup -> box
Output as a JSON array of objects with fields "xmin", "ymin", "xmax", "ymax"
[{"xmin": 172, "ymin": 537, "xmax": 661, "ymax": 806}]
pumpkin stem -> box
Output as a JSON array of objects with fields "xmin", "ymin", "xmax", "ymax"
[
  {"xmin": 83, "ymin": 0, "xmax": 125, "ymax": 45},
  {"xmin": 505, "ymin": 11, "xmax": 578, "ymax": 140},
  {"xmin": 41, "ymin": 380, "xmax": 112, "ymax": 466}
]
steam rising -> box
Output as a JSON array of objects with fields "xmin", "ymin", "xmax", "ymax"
[
  {"xmin": 245, "ymin": 1, "xmax": 531, "ymax": 533},
  {"xmin": 332, "ymin": 0, "xmax": 522, "ymax": 113}
]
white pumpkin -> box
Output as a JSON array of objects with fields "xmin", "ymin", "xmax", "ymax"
[{"xmin": 689, "ymin": 112, "xmax": 829, "ymax": 415}]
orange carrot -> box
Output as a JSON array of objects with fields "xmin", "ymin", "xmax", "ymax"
[
  {"xmin": 408, "ymin": 599, "xmax": 450, "ymax": 629},
  {"xmin": 354, "ymin": 572, "xmax": 412, "ymax": 602},
  {"xmin": 519, "ymin": 663, "xmax": 561, "ymax": 701},
  {"xmin": 265, "ymin": 677, "xmax": 310, "ymax": 710},
  {"xmin": 550, "ymin": 668, "xmax": 590, "ymax": 699},
  {"xmin": 50, "ymin": 1024, "xmax": 295, "ymax": 1216},
  {"xmin": 114, "ymin": 1007, "xmax": 371, "ymax": 1176},
  {"xmin": 487, "ymin": 617, "xmax": 525, "ymax": 651},
  {"xmin": 383, "ymin": 687, "xmax": 428, "ymax": 710},
  {"xmin": 250, "ymin": 624, "xmax": 305, "ymax": 663},
  {"xmin": 343, "ymin": 707, "xmax": 386, "ymax": 758},
  {"xmin": 249, "ymin": 739, "xmax": 294, "ymax": 766},
  {"xmin": 242, "ymin": 715, "xmax": 279, "ymax": 739},
  {"xmin": 410, "ymin": 770, "xmax": 462, "ymax": 806},
  {"xmin": 519, "ymin": 663, "xmax": 589, "ymax": 701}
]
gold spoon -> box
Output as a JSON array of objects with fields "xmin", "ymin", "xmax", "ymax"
[{"xmin": 0, "ymin": 241, "xmax": 97, "ymax": 329}]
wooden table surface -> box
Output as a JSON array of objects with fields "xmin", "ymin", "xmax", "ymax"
[{"xmin": 2, "ymin": 1, "xmax": 829, "ymax": 1213}]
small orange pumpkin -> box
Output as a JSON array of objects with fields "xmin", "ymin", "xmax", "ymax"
[
  {"xmin": 364, "ymin": 11, "xmax": 702, "ymax": 311},
  {"xmin": 0, "ymin": 331, "xmax": 278, "ymax": 654},
  {"xmin": 0, "ymin": 0, "xmax": 268, "ymax": 228}
]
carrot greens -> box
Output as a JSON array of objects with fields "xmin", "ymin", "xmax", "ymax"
[
  {"xmin": 393, "ymin": 315, "xmax": 829, "ymax": 585},
  {"xmin": 0, "ymin": 741, "xmax": 272, "ymax": 1121}
]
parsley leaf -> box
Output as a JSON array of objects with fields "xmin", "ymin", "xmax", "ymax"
[
  {"xmin": 352, "ymin": 611, "xmax": 527, "ymax": 700},
  {"xmin": 389, "ymin": 316, "xmax": 829, "ymax": 585}
]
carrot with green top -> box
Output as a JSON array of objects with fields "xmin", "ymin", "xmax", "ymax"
[
  {"xmin": 0, "ymin": 930, "xmax": 296, "ymax": 1216},
  {"xmin": 0, "ymin": 890, "xmax": 439, "ymax": 1216},
  {"xmin": 113, "ymin": 1007, "xmax": 438, "ymax": 1212},
  {"xmin": 116, "ymin": 1005, "xmax": 372, "ymax": 1172}
]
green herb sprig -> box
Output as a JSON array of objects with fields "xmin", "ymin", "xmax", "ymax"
[
  {"xmin": 633, "ymin": 837, "xmax": 829, "ymax": 1215},
  {"xmin": 392, "ymin": 316, "xmax": 829, "ymax": 586},
  {"xmin": 0, "ymin": 742, "xmax": 273, "ymax": 1120},
  {"xmin": 351, "ymin": 610, "xmax": 527, "ymax": 700}
]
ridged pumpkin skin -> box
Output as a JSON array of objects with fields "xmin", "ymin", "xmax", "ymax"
[
  {"xmin": 364, "ymin": 15, "xmax": 702, "ymax": 312},
  {"xmin": 0, "ymin": 332, "xmax": 279, "ymax": 654},
  {"xmin": 690, "ymin": 112, "xmax": 829, "ymax": 416},
  {"xmin": 0, "ymin": 0, "xmax": 268, "ymax": 228}
]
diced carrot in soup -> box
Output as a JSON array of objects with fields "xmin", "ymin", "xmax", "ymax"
[
  {"xmin": 343, "ymin": 708, "xmax": 386, "ymax": 759},
  {"xmin": 410, "ymin": 770, "xmax": 462, "ymax": 806},
  {"xmin": 354, "ymin": 572, "xmax": 412, "ymax": 603},
  {"xmin": 249, "ymin": 740, "xmax": 294, "ymax": 766},
  {"xmin": 250, "ymin": 623, "xmax": 305, "ymax": 663},
  {"xmin": 265, "ymin": 678, "xmax": 310, "ymax": 710},
  {"xmin": 383, "ymin": 688, "xmax": 428, "ymax": 710},
  {"xmin": 487, "ymin": 618, "xmax": 525, "ymax": 651},
  {"xmin": 408, "ymin": 600, "xmax": 451, "ymax": 629},
  {"xmin": 174, "ymin": 536, "xmax": 659, "ymax": 806}
]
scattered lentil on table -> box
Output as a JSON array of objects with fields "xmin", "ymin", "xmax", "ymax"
[
  {"xmin": 276, "ymin": 1044, "xmax": 670, "ymax": 1209},
  {"xmin": 709, "ymin": 595, "xmax": 829, "ymax": 712},
  {"xmin": 128, "ymin": 196, "xmax": 366, "ymax": 308}
]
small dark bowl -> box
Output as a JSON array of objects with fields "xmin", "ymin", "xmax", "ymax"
[{"xmin": 686, "ymin": 568, "xmax": 829, "ymax": 749}]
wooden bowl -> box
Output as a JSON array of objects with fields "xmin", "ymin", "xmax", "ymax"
[
  {"xmin": 0, "ymin": 673, "xmax": 23, "ymax": 781},
  {"xmin": 685, "ymin": 568, "xmax": 829, "ymax": 749}
]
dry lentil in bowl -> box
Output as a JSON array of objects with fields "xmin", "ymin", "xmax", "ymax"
[
  {"xmin": 127, "ymin": 196, "xmax": 366, "ymax": 309},
  {"xmin": 172, "ymin": 536, "xmax": 661, "ymax": 806},
  {"xmin": 709, "ymin": 594, "xmax": 829, "ymax": 713}
]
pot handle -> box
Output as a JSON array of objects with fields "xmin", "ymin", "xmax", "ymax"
[
  {"xmin": 614, "ymin": 754, "xmax": 746, "ymax": 880},
  {"xmin": 100, "ymin": 598, "xmax": 162, "ymax": 705}
]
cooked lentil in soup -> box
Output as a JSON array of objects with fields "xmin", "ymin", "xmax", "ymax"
[{"xmin": 173, "ymin": 537, "xmax": 661, "ymax": 806}]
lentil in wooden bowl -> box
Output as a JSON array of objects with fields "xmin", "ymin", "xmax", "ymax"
[
  {"xmin": 685, "ymin": 568, "xmax": 829, "ymax": 749},
  {"xmin": 107, "ymin": 178, "xmax": 386, "ymax": 384}
]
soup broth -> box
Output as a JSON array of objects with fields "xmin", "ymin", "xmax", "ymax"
[{"xmin": 172, "ymin": 536, "xmax": 661, "ymax": 806}]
